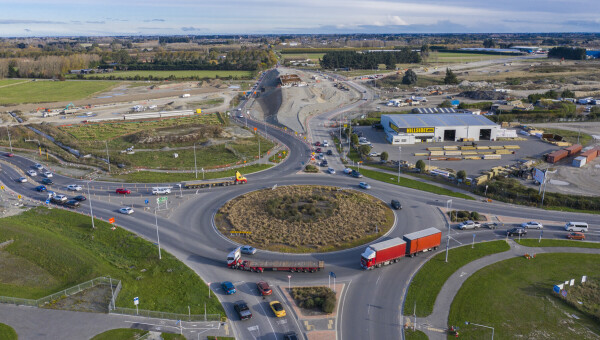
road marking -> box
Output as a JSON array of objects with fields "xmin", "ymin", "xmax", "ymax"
[
  {"xmin": 304, "ymin": 321, "xmax": 314, "ymax": 331},
  {"xmin": 249, "ymin": 283, "xmax": 277, "ymax": 339},
  {"xmin": 337, "ymin": 280, "xmax": 351, "ymax": 340},
  {"xmin": 328, "ymin": 319, "xmax": 334, "ymax": 329},
  {"xmin": 248, "ymin": 325, "xmax": 259, "ymax": 331},
  {"xmin": 375, "ymin": 275, "xmax": 381, "ymax": 286},
  {"xmin": 277, "ymin": 319, "xmax": 288, "ymax": 325},
  {"xmin": 459, "ymin": 271, "xmax": 468, "ymax": 277}
]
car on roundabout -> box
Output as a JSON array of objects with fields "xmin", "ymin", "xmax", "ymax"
[
  {"xmin": 458, "ymin": 220, "xmax": 481, "ymax": 230},
  {"xmin": 17, "ymin": 177, "xmax": 27, "ymax": 183},
  {"xmin": 64, "ymin": 200, "xmax": 81, "ymax": 209},
  {"xmin": 34, "ymin": 163, "xmax": 43, "ymax": 170},
  {"xmin": 391, "ymin": 200, "xmax": 402, "ymax": 210},
  {"xmin": 566, "ymin": 232, "xmax": 585, "ymax": 240},
  {"xmin": 26, "ymin": 170, "xmax": 37, "ymax": 176},
  {"xmin": 507, "ymin": 227, "xmax": 527, "ymax": 237},
  {"xmin": 67, "ymin": 184, "xmax": 82, "ymax": 191},
  {"xmin": 240, "ymin": 245, "xmax": 256, "ymax": 255},
  {"xmin": 43, "ymin": 171, "xmax": 53, "ymax": 178},
  {"xmin": 222, "ymin": 281, "xmax": 236, "ymax": 295},
  {"xmin": 73, "ymin": 195, "xmax": 87, "ymax": 201},
  {"xmin": 119, "ymin": 207, "xmax": 134, "ymax": 215},
  {"xmin": 327, "ymin": 167, "xmax": 336, "ymax": 174},
  {"xmin": 116, "ymin": 188, "xmax": 131, "ymax": 195},
  {"xmin": 41, "ymin": 178, "xmax": 53, "ymax": 185},
  {"xmin": 269, "ymin": 301, "xmax": 286, "ymax": 317},
  {"xmin": 5, "ymin": 152, "xmax": 14, "ymax": 157},
  {"xmin": 358, "ymin": 182, "xmax": 371, "ymax": 189},
  {"xmin": 521, "ymin": 221, "xmax": 543, "ymax": 229},
  {"xmin": 35, "ymin": 185, "xmax": 47, "ymax": 192}
]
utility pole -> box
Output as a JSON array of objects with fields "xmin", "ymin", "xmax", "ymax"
[
  {"xmin": 193, "ymin": 143, "xmax": 198, "ymax": 179},
  {"xmin": 398, "ymin": 147, "xmax": 402, "ymax": 183},
  {"xmin": 6, "ymin": 126, "xmax": 12, "ymax": 153},
  {"xmin": 155, "ymin": 209, "xmax": 162, "ymax": 260},
  {"xmin": 87, "ymin": 182, "xmax": 95, "ymax": 229},
  {"xmin": 105, "ymin": 141, "xmax": 111, "ymax": 173},
  {"xmin": 445, "ymin": 199, "xmax": 452, "ymax": 263}
]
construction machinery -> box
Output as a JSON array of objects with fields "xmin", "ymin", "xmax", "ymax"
[{"xmin": 182, "ymin": 171, "xmax": 247, "ymax": 189}]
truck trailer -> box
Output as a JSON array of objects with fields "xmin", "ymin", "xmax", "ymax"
[
  {"xmin": 360, "ymin": 237, "xmax": 406, "ymax": 269},
  {"xmin": 182, "ymin": 171, "xmax": 247, "ymax": 189},
  {"xmin": 403, "ymin": 227, "xmax": 442, "ymax": 257},
  {"xmin": 227, "ymin": 247, "xmax": 324, "ymax": 273}
]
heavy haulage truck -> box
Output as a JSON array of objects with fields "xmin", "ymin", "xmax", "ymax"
[
  {"xmin": 182, "ymin": 171, "xmax": 247, "ymax": 189},
  {"xmin": 361, "ymin": 227, "xmax": 442, "ymax": 269},
  {"xmin": 227, "ymin": 247, "xmax": 324, "ymax": 273}
]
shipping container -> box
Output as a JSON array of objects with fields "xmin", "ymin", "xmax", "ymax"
[
  {"xmin": 547, "ymin": 149, "xmax": 568, "ymax": 163},
  {"xmin": 360, "ymin": 238, "xmax": 406, "ymax": 269},
  {"xmin": 573, "ymin": 156, "xmax": 587, "ymax": 167},
  {"xmin": 483, "ymin": 154, "xmax": 502, "ymax": 159},
  {"xmin": 403, "ymin": 227, "xmax": 442, "ymax": 257},
  {"xmin": 581, "ymin": 149, "xmax": 599, "ymax": 162},
  {"xmin": 565, "ymin": 144, "xmax": 582, "ymax": 156}
]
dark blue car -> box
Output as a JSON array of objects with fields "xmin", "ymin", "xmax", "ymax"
[
  {"xmin": 35, "ymin": 185, "xmax": 47, "ymax": 192},
  {"xmin": 41, "ymin": 178, "xmax": 53, "ymax": 185},
  {"xmin": 221, "ymin": 281, "xmax": 236, "ymax": 295}
]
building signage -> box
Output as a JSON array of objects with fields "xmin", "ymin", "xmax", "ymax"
[{"xmin": 389, "ymin": 122, "xmax": 434, "ymax": 134}]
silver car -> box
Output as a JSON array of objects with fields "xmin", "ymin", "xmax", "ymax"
[{"xmin": 458, "ymin": 220, "xmax": 481, "ymax": 230}]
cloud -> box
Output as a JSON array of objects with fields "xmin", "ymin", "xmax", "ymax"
[
  {"xmin": 181, "ymin": 26, "xmax": 206, "ymax": 32},
  {"xmin": 144, "ymin": 19, "xmax": 165, "ymax": 22},
  {"xmin": 24, "ymin": 28, "xmax": 31, "ymax": 32},
  {"xmin": 138, "ymin": 27, "xmax": 175, "ymax": 30},
  {"xmin": 85, "ymin": 21, "xmax": 105, "ymax": 24},
  {"xmin": 0, "ymin": 19, "xmax": 65, "ymax": 24}
]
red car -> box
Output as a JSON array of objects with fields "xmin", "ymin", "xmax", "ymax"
[
  {"xmin": 315, "ymin": 148, "xmax": 322, "ymax": 153},
  {"xmin": 315, "ymin": 141, "xmax": 321, "ymax": 147},
  {"xmin": 567, "ymin": 232, "xmax": 585, "ymax": 240},
  {"xmin": 257, "ymin": 281, "xmax": 272, "ymax": 296},
  {"xmin": 116, "ymin": 188, "xmax": 131, "ymax": 195},
  {"xmin": 5, "ymin": 152, "xmax": 14, "ymax": 157}
]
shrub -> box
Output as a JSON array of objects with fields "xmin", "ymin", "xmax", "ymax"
[
  {"xmin": 323, "ymin": 296, "xmax": 336, "ymax": 313},
  {"xmin": 416, "ymin": 160, "xmax": 426, "ymax": 172},
  {"xmin": 380, "ymin": 151, "xmax": 388, "ymax": 161},
  {"xmin": 471, "ymin": 211, "xmax": 480, "ymax": 220},
  {"xmin": 304, "ymin": 164, "xmax": 319, "ymax": 173}
]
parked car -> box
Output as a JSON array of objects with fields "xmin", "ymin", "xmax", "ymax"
[
  {"xmin": 320, "ymin": 160, "xmax": 328, "ymax": 167},
  {"xmin": 269, "ymin": 301, "xmax": 286, "ymax": 317},
  {"xmin": 41, "ymin": 178, "xmax": 53, "ymax": 185},
  {"xmin": 17, "ymin": 177, "xmax": 27, "ymax": 183},
  {"xmin": 326, "ymin": 149, "xmax": 333, "ymax": 156},
  {"xmin": 35, "ymin": 185, "xmax": 47, "ymax": 192},
  {"xmin": 391, "ymin": 200, "xmax": 402, "ymax": 210},
  {"xmin": 34, "ymin": 163, "xmax": 43, "ymax": 170},
  {"xmin": 64, "ymin": 200, "xmax": 80, "ymax": 209},
  {"xmin": 351, "ymin": 170, "xmax": 362, "ymax": 178},
  {"xmin": 507, "ymin": 227, "xmax": 527, "ymax": 237},
  {"xmin": 73, "ymin": 195, "xmax": 87, "ymax": 201},
  {"xmin": 368, "ymin": 152, "xmax": 381, "ymax": 157},
  {"xmin": 240, "ymin": 245, "xmax": 257, "ymax": 255},
  {"xmin": 283, "ymin": 332, "xmax": 299, "ymax": 340},
  {"xmin": 257, "ymin": 281, "xmax": 272, "ymax": 296},
  {"xmin": 315, "ymin": 148, "xmax": 322, "ymax": 153},
  {"xmin": 67, "ymin": 184, "xmax": 82, "ymax": 191},
  {"xmin": 119, "ymin": 207, "xmax": 134, "ymax": 215},
  {"xmin": 344, "ymin": 168, "xmax": 353, "ymax": 174},
  {"xmin": 116, "ymin": 188, "xmax": 131, "ymax": 195},
  {"xmin": 327, "ymin": 167, "xmax": 336, "ymax": 174},
  {"xmin": 521, "ymin": 221, "xmax": 543, "ymax": 229},
  {"xmin": 458, "ymin": 220, "xmax": 481, "ymax": 230},
  {"xmin": 567, "ymin": 232, "xmax": 586, "ymax": 240},
  {"xmin": 26, "ymin": 170, "xmax": 37, "ymax": 176},
  {"xmin": 323, "ymin": 140, "xmax": 329, "ymax": 147},
  {"xmin": 315, "ymin": 141, "xmax": 321, "ymax": 147},
  {"xmin": 234, "ymin": 301, "xmax": 252, "ymax": 320},
  {"xmin": 221, "ymin": 281, "xmax": 236, "ymax": 295},
  {"xmin": 359, "ymin": 182, "xmax": 371, "ymax": 189},
  {"xmin": 43, "ymin": 171, "xmax": 53, "ymax": 178}
]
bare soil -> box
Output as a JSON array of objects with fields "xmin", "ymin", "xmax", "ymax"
[{"xmin": 44, "ymin": 284, "xmax": 114, "ymax": 313}]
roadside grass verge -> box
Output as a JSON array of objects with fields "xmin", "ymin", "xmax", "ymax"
[
  {"xmin": 533, "ymin": 127, "xmax": 593, "ymax": 146},
  {"xmin": 544, "ymin": 206, "xmax": 600, "ymax": 215},
  {"xmin": 115, "ymin": 163, "xmax": 273, "ymax": 183},
  {"xmin": 0, "ymin": 207, "xmax": 224, "ymax": 315},
  {"xmin": 404, "ymin": 240, "xmax": 509, "ymax": 317},
  {"xmin": 71, "ymin": 70, "xmax": 255, "ymax": 80},
  {"xmin": 0, "ymin": 323, "xmax": 17, "ymax": 340},
  {"xmin": 404, "ymin": 328, "xmax": 428, "ymax": 340},
  {"xmin": 90, "ymin": 329, "xmax": 148, "ymax": 340},
  {"xmin": 517, "ymin": 239, "xmax": 600, "ymax": 249},
  {"xmin": 350, "ymin": 167, "xmax": 475, "ymax": 200},
  {"xmin": 0, "ymin": 80, "xmax": 118, "ymax": 105},
  {"xmin": 448, "ymin": 253, "xmax": 600, "ymax": 339}
]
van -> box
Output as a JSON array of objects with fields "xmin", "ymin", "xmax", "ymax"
[
  {"xmin": 152, "ymin": 187, "xmax": 172, "ymax": 195},
  {"xmin": 565, "ymin": 222, "xmax": 589, "ymax": 232}
]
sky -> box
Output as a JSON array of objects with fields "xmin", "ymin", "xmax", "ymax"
[{"xmin": 1, "ymin": 0, "xmax": 599, "ymax": 36}]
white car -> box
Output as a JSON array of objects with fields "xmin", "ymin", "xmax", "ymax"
[
  {"xmin": 344, "ymin": 168, "xmax": 353, "ymax": 174},
  {"xmin": 26, "ymin": 170, "xmax": 37, "ymax": 176},
  {"xmin": 119, "ymin": 207, "xmax": 134, "ymax": 215},
  {"xmin": 67, "ymin": 184, "xmax": 82, "ymax": 191},
  {"xmin": 323, "ymin": 140, "xmax": 329, "ymax": 147},
  {"xmin": 458, "ymin": 220, "xmax": 481, "ymax": 230},
  {"xmin": 43, "ymin": 171, "xmax": 53, "ymax": 178},
  {"xmin": 327, "ymin": 167, "xmax": 336, "ymax": 174},
  {"xmin": 17, "ymin": 177, "xmax": 27, "ymax": 183},
  {"xmin": 521, "ymin": 221, "xmax": 543, "ymax": 229},
  {"xmin": 34, "ymin": 164, "xmax": 43, "ymax": 170},
  {"xmin": 368, "ymin": 152, "xmax": 381, "ymax": 157}
]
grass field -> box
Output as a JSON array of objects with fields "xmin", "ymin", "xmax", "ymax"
[
  {"xmin": 0, "ymin": 323, "xmax": 17, "ymax": 340},
  {"xmin": 0, "ymin": 81, "xmax": 118, "ymax": 105},
  {"xmin": 74, "ymin": 70, "xmax": 255, "ymax": 80},
  {"xmin": 517, "ymin": 239, "xmax": 600, "ymax": 249},
  {"xmin": 0, "ymin": 207, "xmax": 224, "ymax": 316},
  {"xmin": 282, "ymin": 53, "xmax": 325, "ymax": 61},
  {"xmin": 115, "ymin": 163, "xmax": 272, "ymax": 183},
  {"xmin": 350, "ymin": 167, "xmax": 475, "ymax": 200},
  {"xmin": 448, "ymin": 253, "xmax": 600, "ymax": 339},
  {"xmin": 90, "ymin": 329, "xmax": 148, "ymax": 340},
  {"xmin": 404, "ymin": 241, "xmax": 510, "ymax": 317},
  {"xmin": 531, "ymin": 127, "xmax": 593, "ymax": 146},
  {"xmin": 426, "ymin": 52, "xmax": 509, "ymax": 64},
  {"xmin": 0, "ymin": 80, "xmax": 118, "ymax": 105},
  {"xmin": 405, "ymin": 329, "xmax": 428, "ymax": 340},
  {"xmin": 0, "ymin": 79, "xmax": 30, "ymax": 87}
]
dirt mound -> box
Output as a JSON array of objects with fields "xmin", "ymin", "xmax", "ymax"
[{"xmin": 460, "ymin": 90, "xmax": 509, "ymax": 100}]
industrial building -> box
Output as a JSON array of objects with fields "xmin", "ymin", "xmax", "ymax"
[
  {"xmin": 279, "ymin": 74, "xmax": 305, "ymax": 87},
  {"xmin": 411, "ymin": 107, "xmax": 458, "ymax": 114},
  {"xmin": 380, "ymin": 114, "xmax": 500, "ymax": 145}
]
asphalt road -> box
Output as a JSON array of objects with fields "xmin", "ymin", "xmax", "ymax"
[{"xmin": 2, "ymin": 67, "xmax": 600, "ymax": 340}]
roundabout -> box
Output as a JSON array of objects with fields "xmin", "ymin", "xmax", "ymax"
[{"xmin": 215, "ymin": 185, "xmax": 394, "ymax": 253}]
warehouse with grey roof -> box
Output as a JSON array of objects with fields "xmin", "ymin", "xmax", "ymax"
[{"xmin": 381, "ymin": 114, "xmax": 500, "ymax": 144}]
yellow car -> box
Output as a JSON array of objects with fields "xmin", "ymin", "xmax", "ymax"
[{"xmin": 269, "ymin": 301, "xmax": 286, "ymax": 317}]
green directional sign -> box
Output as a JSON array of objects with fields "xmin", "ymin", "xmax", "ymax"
[{"xmin": 157, "ymin": 197, "xmax": 168, "ymax": 204}]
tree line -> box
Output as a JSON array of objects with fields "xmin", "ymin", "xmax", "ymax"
[
  {"xmin": 548, "ymin": 47, "xmax": 587, "ymax": 60},
  {"xmin": 319, "ymin": 49, "xmax": 421, "ymax": 69}
]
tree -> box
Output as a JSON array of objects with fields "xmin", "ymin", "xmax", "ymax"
[
  {"xmin": 8, "ymin": 59, "xmax": 18, "ymax": 78},
  {"xmin": 358, "ymin": 144, "xmax": 372, "ymax": 156},
  {"xmin": 561, "ymin": 89, "xmax": 575, "ymax": 98},
  {"xmin": 416, "ymin": 160, "xmax": 426, "ymax": 173},
  {"xmin": 483, "ymin": 38, "xmax": 495, "ymax": 48},
  {"xmin": 444, "ymin": 68, "xmax": 459, "ymax": 85},
  {"xmin": 420, "ymin": 44, "xmax": 430, "ymax": 59},
  {"xmin": 457, "ymin": 170, "xmax": 467, "ymax": 180},
  {"xmin": 439, "ymin": 100, "xmax": 453, "ymax": 108},
  {"xmin": 351, "ymin": 133, "xmax": 359, "ymax": 146},
  {"xmin": 380, "ymin": 151, "xmax": 389, "ymax": 161},
  {"xmin": 402, "ymin": 69, "xmax": 417, "ymax": 85}
]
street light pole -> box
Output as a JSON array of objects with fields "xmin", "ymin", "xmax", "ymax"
[
  {"xmin": 398, "ymin": 147, "xmax": 402, "ymax": 183},
  {"xmin": 465, "ymin": 321, "xmax": 494, "ymax": 340},
  {"xmin": 87, "ymin": 182, "xmax": 95, "ymax": 229},
  {"xmin": 193, "ymin": 143, "xmax": 198, "ymax": 179},
  {"xmin": 6, "ymin": 126, "xmax": 13, "ymax": 153},
  {"xmin": 445, "ymin": 199, "xmax": 452, "ymax": 263},
  {"xmin": 105, "ymin": 141, "xmax": 111, "ymax": 173},
  {"xmin": 155, "ymin": 209, "xmax": 162, "ymax": 260}
]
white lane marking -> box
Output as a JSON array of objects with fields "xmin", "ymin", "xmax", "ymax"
[
  {"xmin": 249, "ymin": 283, "xmax": 277, "ymax": 340},
  {"xmin": 337, "ymin": 280, "xmax": 351, "ymax": 340},
  {"xmin": 375, "ymin": 275, "xmax": 381, "ymax": 286}
]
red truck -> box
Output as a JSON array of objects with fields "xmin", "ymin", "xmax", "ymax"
[
  {"xmin": 361, "ymin": 237, "xmax": 406, "ymax": 269},
  {"xmin": 403, "ymin": 227, "xmax": 442, "ymax": 257},
  {"xmin": 227, "ymin": 247, "xmax": 324, "ymax": 273}
]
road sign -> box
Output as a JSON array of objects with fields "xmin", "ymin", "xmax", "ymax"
[
  {"xmin": 145, "ymin": 199, "xmax": 149, "ymax": 204},
  {"xmin": 157, "ymin": 197, "xmax": 168, "ymax": 203},
  {"xmin": 45, "ymin": 199, "xmax": 50, "ymax": 204},
  {"xmin": 0, "ymin": 186, "xmax": 4, "ymax": 190},
  {"xmin": 329, "ymin": 272, "xmax": 336, "ymax": 278},
  {"xmin": 109, "ymin": 217, "xmax": 115, "ymax": 224},
  {"xmin": 561, "ymin": 290, "xmax": 567, "ymax": 298},
  {"xmin": 134, "ymin": 297, "xmax": 139, "ymax": 305},
  {"xmin": 17, "ymin": 195, "xmax": 21, "ymax": 199}
]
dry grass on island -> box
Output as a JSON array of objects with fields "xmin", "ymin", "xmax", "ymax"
[{"xmin": 215, "ymin": 185, "xmax": 394, "ymax": 253}]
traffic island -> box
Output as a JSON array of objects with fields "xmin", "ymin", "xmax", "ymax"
[{"xmin": 215, "ymin": 185, "xmax": 395, "ymax": 253}]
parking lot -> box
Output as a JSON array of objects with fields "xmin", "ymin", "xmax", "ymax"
[{"xmin": 351, "ymin": 125, "xmax": 563, "ymax": 177}]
